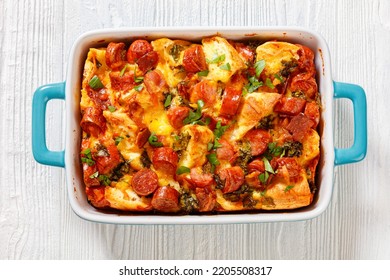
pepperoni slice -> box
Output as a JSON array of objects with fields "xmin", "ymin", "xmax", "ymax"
[
  {"xmin": 189, "ymin": 80, "xmax": 217, "ymax": 107},
  {"xmin": 219, "ymin": 73, "xmax": 246, "ymax": 118},
  {"xmin": 135, "ymin": 128, "xmax": 151, "ymax": 148},
  {"xmin": 80, "ymin": 107, "xmax": 106, "ymax": 137},
  {"xmin": 105, "ymin": 42, "xmax": 127, "ymax": 70},
  {"xmin": 151, "ymin": 147, "xmax": 178, "ymax": 177},
  {"xmin": 182, "ymin": 45, "xmax": 208, "ymax": 73},
  {"xmin": 218, "ymin": 166, "xmax": 245, "ymax": 194},
  {"xmin": 286, "ymin": 113, "xmax": 314, "ymax": 142},
  {"xmin": 127, "ymin": 99, "xmax": 145, "ymax": 128},
  {"xmin": 195, "ymin": 188, "xmax": 216, "ymax": 212},
  {"xmin": 245, "ymin": 171, "xmax": 262, "ymax": 189},
  {"xmin": 167, "ymin": 106, "xmax": 190, "ymax": 129},
  {"xmin": 137, "ymin": 51, "xmax": 159, "ymax": 73},
  {"xmin": 296, "ymin": 44, "xmax": 316, "ymax": 75},
  {"xmin": 234, "ymin": 42, "xmax": 255, "ymax": 63},
  {"xmin": 86, "ymin": 186, "xmax": 110, "ymax": 208},
  {"xmin": 244, "ymin": 129, "xmax": 271, "ymax": 156},
  {"xmin": 290, "ymin": 73, "xmax": 318, "ymax": 99},
  {"xmin": 216, "ymin": 139, "xmax": 237, "ymax": 163},
  {"xmin": 307, "ymin": 156, "xmax": 319, "ymax": 182},
  {"xmin": 274, "ymin": 97, "xmax": 307, "ymax": 116},
  {"xmin": 95, "ymin": 144, "xmax": 121, "ymax": 175},
  {"xmin": 144, "ymin": 69, "xmax": 168, "ymax": 94},
  {"xmin": 189, "ymin": 168, "xmax": 214, "ymax": 188},
  {"xmin": 304, "ymin": 102, "xmax": 320, "ymax": 128},
  {"xmin": 127, "ymin": 40, "xmax": 153, "ymax": 64},
  {"xmin": 109, "ymin": 71, "xmax": 136, "ymax": 92},
  {"xmin": 247, "ymin": 159, "xmax": 265, "ymax": 173},
  {"xmin": 276, "ymin": 157, "xmax": 302, "ymax": 183},
  {"xmin": 151, "ymin": 186, "xmax": 180, "ymax": 212},
  {"xmin": 132, "ymin": 169, "xmax": 159, "ymax": 196}
]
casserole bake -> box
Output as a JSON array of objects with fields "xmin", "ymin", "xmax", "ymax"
[
  {"xmin": 79, "ymin": 36, "xmax": 321, "ymax": 213},
  {"xmin": 32, "ymin": 27, "xmax": 367, "ymax": 224}
]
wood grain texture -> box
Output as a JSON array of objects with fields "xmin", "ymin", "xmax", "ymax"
[{"xmin": 0, "ymin": 0, "xmax": 388, "ymax": 260}]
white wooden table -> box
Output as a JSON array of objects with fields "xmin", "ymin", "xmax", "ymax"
[{"xmin": 0, "ymin": 0, "xmax": 388, "ymax": 259}]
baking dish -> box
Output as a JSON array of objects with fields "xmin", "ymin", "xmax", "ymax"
[{"xmin": 32, "ymin": 27, "xmax": 367, "ymax": 224}]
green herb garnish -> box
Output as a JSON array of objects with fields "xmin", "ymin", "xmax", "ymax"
[
  {"xmin": 164, "ymin": 94, "xmax": 172, "ymax": 108},
  {"xmin": 219, "ymin": 63, "xmax": 231, "ymax": 71},
  {"xmin": 284, "ymin": 185, "xmax": 295, "ymax": 192},
  {"xmin": 274, "ymin": 73, "xmax": 284, "ymax": 83},
  {"xmin": 119, "ymin": 64, "xmax": 129, "ymax": 77},
  {"xmin": 242, "ymin": 76, "xmax": 263, "ymax": 95},
  {"xmin": 214, "ymin": 121, "xmax": 228, "ymax": 139},
  {"xmin": 134, "ymin": 84, "xmax": 143, "ymax": 92},
  {"xmin": 134, "ymin": 76, "xmax": 144, "ymax": 83},
  {"xmin": 265, "ymin": 78, "xmax": 275, "ymax": 89},
  {"xmin": 258, "ymin": 157, "xmax": 276, "ymax": 185},
  {"xmin": 98, "ymin": 174, "xmax": 111, "ymax": 186},
  {"xmin": 206, "ymin": 53, "xmax": 225, "ymax": 64},
  {"xmin": 258, "ymin": 172, "xmax": 269, "ymax": 184},
  {"xmin": 254, "ymin": 59, "xmax": 266, "ymax": 78},
  {"xmin": 197, "ymin": 70, "xmax": 209, "ymax": 77},
  {"xmin": 263, "ymin": 157, "xmax": 275, "ymax": 174},
  {"xmin": 183, "ymin": 99, "xmax": 204, "ymax": 125},
  {"xmin": 268, "ymin": 142, "xmax": 284, "ymax": 157},
  {"xmin": 115, "ymin": 136, "xmax": 124, "ymax": 146},
  {"xmin": 89, "ymin": 171, "xmax": 99, "ymax": 179},
  {"xmin": 89, "ymin": 75, "xmax": 104, "ymax": 89},
  {"xmin": 148, "ymin": 133, "xmax": 163, "ymax": 147},
  {"xmin": 81, "ymin": 148, "xmax": 95, "ymax": 166},
  {"xmin": 206, "ymin": 153, "xmax": 220, "ymax": 172},
  {"xmin": 108, "ymin": 105, "xmax": 116, "ymax": 112},
  {"xmin": 176, "ymin": 166, "xmax": 191, "ymax": 175}
]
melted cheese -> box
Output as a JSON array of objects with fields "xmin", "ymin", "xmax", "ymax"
[
  {"xmin": 296, "ymin": 128, "xmax": 320, "ymax": 167},
  {"xmin": 80, "ymin": 36, "xmax": 321, "ymax": 213},
  {"xmin": 253, "ymin": 169, "xmax": 313, "ymax": 210},
  {"xmin": 152, "ymin": 38, "xmax": 187, "ymax": 88},
  {"xmin": 227, "ymin": 91, "xmax": 281, "ymax": 141},
  {"xmin": 202, "ymin": 36, "xmax": 246, "ymax": 83},
  {"xmin": 256, "ymin": 41, "xmax": 300, "ymax": 77},
  {"xmin": 178, "ymin": 125, "xmax": 214, "ymax": 169}
]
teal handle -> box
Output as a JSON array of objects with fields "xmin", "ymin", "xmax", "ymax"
[
  {"xmin": 333, "ymin": 81, "xmax": 367, "ymax": 165},
  {"xmin": 32, "ymin": 82, "xmax": 66, "ymax": 167}
]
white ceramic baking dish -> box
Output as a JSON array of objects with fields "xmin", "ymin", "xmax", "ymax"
[{"xmin": 32, "ymin": 27, "xmax": 367, "ymax": 224}]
